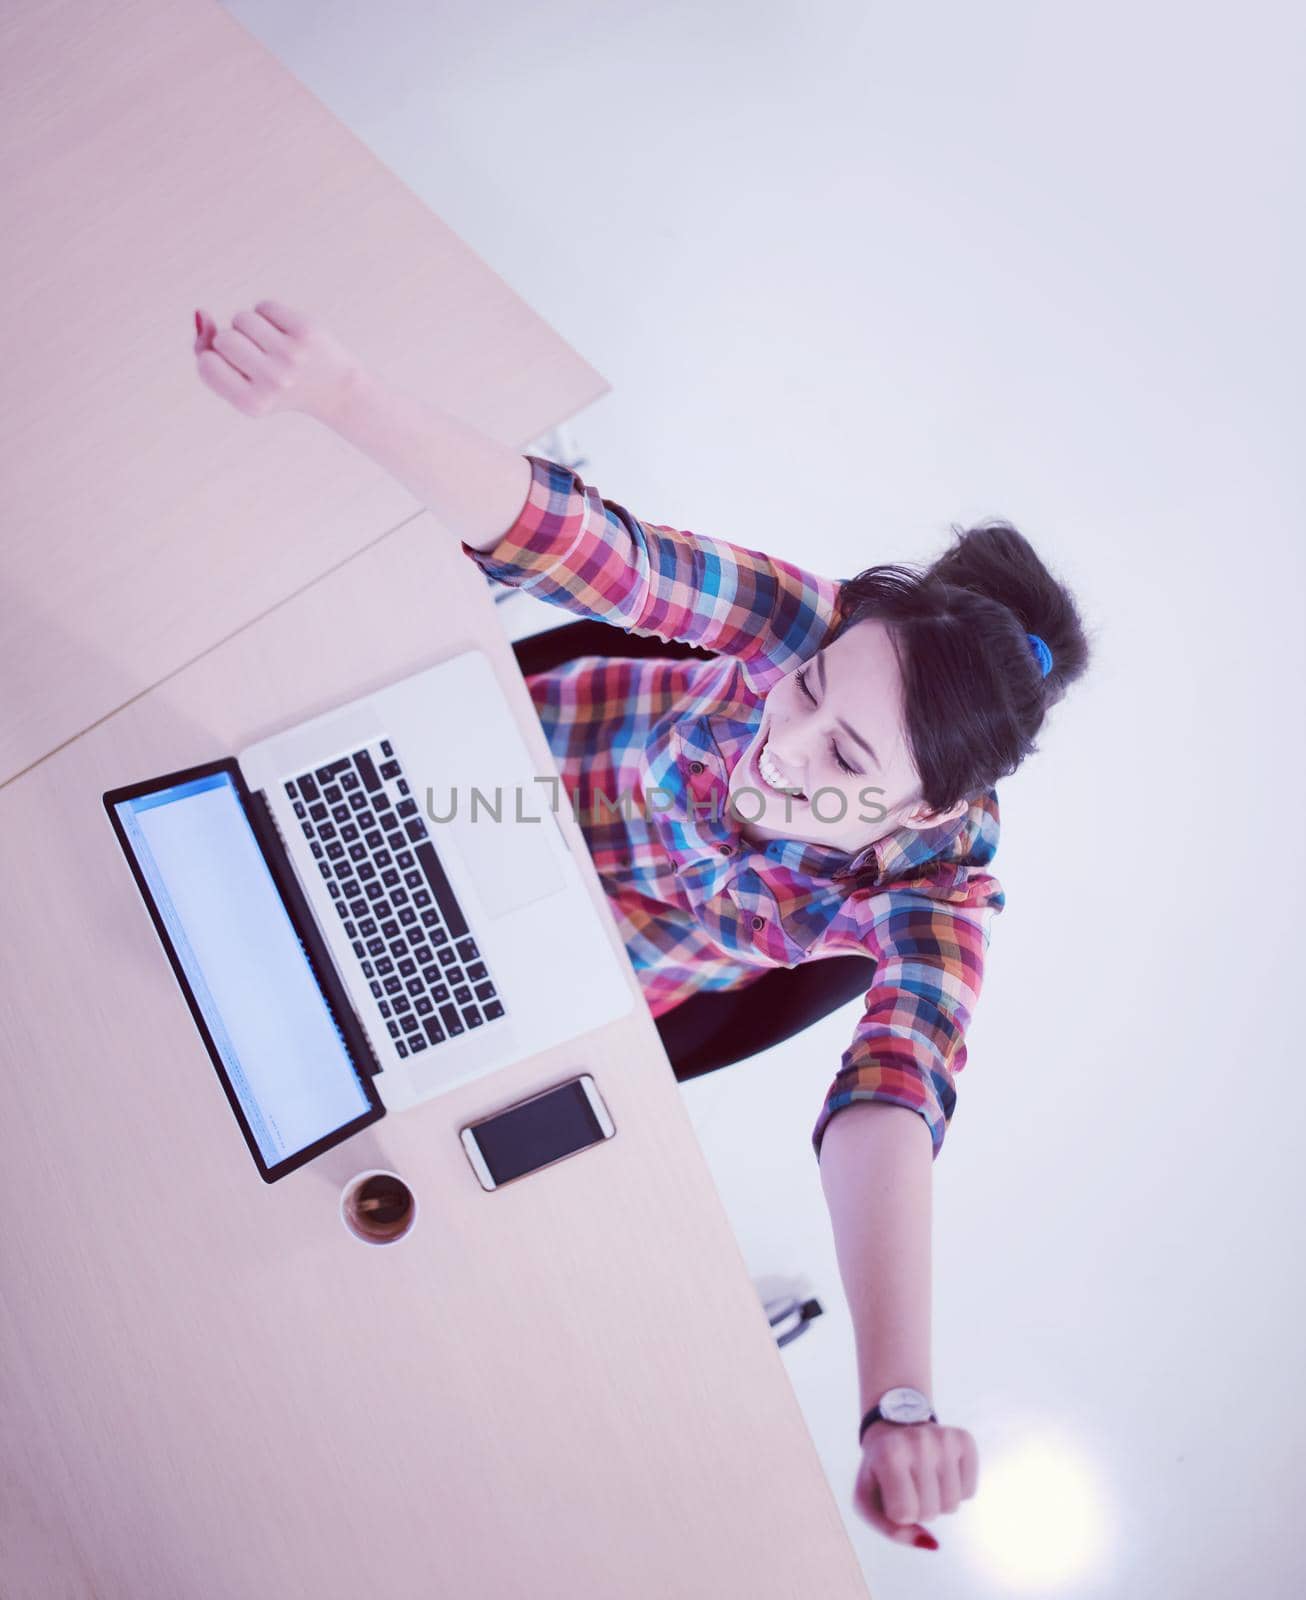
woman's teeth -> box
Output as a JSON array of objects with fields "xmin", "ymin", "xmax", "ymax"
[{"xmin": 758, "ymin": 743, "xmax": 803, "ymax": 796}]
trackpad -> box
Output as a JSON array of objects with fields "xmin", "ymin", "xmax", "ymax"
[{"xmin": 445, "ymin": 804, "xmax": 565, "ymax": 919}]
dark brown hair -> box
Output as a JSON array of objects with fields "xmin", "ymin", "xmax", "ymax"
[{"xmin": 829, "ymin": 518, "xmax": 1096, "ymax": 815}]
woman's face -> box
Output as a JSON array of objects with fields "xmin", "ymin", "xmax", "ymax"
[{"xmin": 727, "ymin": 617, "xmax": 969, "ymax": 854}]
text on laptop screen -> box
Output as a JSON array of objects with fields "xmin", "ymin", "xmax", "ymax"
[{"xmin": 113, "ymin": 772, "xmax": 371, "ymax": 1165}]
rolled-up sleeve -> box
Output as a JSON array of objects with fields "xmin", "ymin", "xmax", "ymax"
[
  {"xmin": 810, "ymin": 889, "xmax": 999, "ymax": 1164},
  {"xmin": 461, "ymin": 455, "xmax": 842, "ymax": 692}
]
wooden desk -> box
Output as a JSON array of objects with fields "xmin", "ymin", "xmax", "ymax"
[
  {"xmin": 0, "ymin": 520, "xmax": 868, "ymax": 1596},
  {"xmin": 0, "ymin": 0, "xmax": 606, "ymax": 783}
]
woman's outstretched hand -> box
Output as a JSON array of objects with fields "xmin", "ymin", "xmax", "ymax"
[
  {"xmin": 192, "ymin": 299, "xmax": 362, "ymax": 426},
  {"xmin": 853, "ymin": 1418, "xmax": 979, "ymax": 1550}
]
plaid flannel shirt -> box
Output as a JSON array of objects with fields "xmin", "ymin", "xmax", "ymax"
[{"xmin": 460, "ymin": 455, "xmax": 1005, "ymax": 1161}]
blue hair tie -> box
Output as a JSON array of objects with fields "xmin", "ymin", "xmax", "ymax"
[{"xmin": 1026, "ymin": 632, "xmax": 1053, "ymax": 678}]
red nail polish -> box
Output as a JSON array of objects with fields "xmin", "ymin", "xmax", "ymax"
[
  {"xmin": 914, "ymin": 1531, "xmax": 938, "ymax": 1550},
  {"xmin": 195, "ymin": 310, "xmax": 202, "ymax": 334}
]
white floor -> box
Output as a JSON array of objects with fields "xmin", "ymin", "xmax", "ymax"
[{"xmin": 223, "ymin": 4, "xmax": 1305, "ymax": 1594}]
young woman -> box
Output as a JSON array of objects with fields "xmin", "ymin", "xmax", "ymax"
[{"xmin": 194, "ymin": 298, "xmax": 1092, "ymax": 1554}]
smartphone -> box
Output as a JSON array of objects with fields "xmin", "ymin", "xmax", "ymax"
[{"xmin": 460, "ymin": 1075, "xmax": 615, "ymax": 1191}]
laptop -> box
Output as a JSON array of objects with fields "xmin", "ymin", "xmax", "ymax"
[{"xmin": 103, "ymin": 647, "xmax": 636, "ymax": 1183}]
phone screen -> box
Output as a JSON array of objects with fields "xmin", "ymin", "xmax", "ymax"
[{"xmin": 464, "ymin": 1077, "xmax": 611, "ymax": 1188}]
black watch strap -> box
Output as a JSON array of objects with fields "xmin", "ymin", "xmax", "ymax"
[{"xmin": 859, "ymin": 1403, "xmax": 938, "ymax": 1445}]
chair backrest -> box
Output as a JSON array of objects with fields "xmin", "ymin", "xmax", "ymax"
[{"xmin": 510, "ymin": 618, "xmax": 876, "ymax": 1083}]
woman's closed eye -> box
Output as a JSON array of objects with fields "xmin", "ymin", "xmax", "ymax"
[{"xmin": 795, "ymin": 665, "xmax": 856, "ymax": 776}]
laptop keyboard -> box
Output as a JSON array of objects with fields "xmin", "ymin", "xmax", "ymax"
[{"xmin": 284, "ymin": 739, "xmax": 505, "ymax": 1059}]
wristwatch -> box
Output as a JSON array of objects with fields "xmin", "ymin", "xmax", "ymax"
[{"xmin": 859, "ymin": 1386, "xmax": 938, "ymax": 1445}]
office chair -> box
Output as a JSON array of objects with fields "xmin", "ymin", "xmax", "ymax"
[{"xmin": 509, "ymin": 618, "xmax": 877, "ymax": 1086}]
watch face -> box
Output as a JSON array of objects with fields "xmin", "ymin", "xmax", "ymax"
[{"xmin": 880, "ymin": 1386, "xmax": 933, "ymax": 1424}]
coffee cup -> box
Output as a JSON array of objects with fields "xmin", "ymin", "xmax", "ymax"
[{"xmin": 339, "ymin": 1169, "xmax": 418, "ymax": 1246}]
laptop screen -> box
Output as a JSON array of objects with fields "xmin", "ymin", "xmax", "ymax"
[{"xmin": 111, "ymin": 770, "xmax": 374, "ymax": 1171}]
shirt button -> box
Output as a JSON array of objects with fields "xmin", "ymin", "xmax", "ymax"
[
  {"xmin": 718, "ymin": 843, "xmax": 732, "ymax": 856},
  {"xmin": 689, "ymin": 761, "xmax": 704, "ymax": 774},
  {"xmin": 752, "ymin": 915, "xmax": 765, "ymax": 930}
]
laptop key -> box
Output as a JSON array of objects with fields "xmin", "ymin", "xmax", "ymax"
[
  {"xmin": 375, "ymin": 955, "xmax": 394, "ymax": 974},
  {"xmin": 292, "ymin": 799, "xmax": 306, "ymax": 818},
  {"xmin": 354, "ymin": 750, "xmax": 382, "ymax": 793},
  {"xmin": 483, "ymin": 1000, "xmax": 504, "ymax": 1020},
  {"xmin": 430, "ymin": 982, "xmax": 450, "ymax": 1003},
  {"xmin": 406, "ymin": 978, "xmax": 423, "ymax": 998},
  {"xmin": 383, "ymin": 977, "xmax": 402, "ymax": 996},
  {"xmin": 398, "ymin": 958, "xmax": 416, "ymax": 978},
  {"xmin": 369, "ymin": 980, "xmax": 382, "ymax": 999},
  {"xmin": 401, "ymin": 1012, "xmax": 422, "ymax": 1035},
  {"xmin": 357, "ymin": 863, "xmax": 375, "ymax": 882},
  {"xmin": 359, "ymin": 918, "xmax": 378, "ymax": 937},
  {"xmin": 467, "ymin": 962, "xmax": 486, "ymax": 982},
  {"xmin": 310, "ymin": 842, "xmax": 324, "ymax": 859},
  {"xmin": 366, "ymin": 938, "xmax": 385, "ymax": 958},
  {"xmin": 340, "ymin": 823, "xmax": 359, "ymax": 844},
  {"xmin": 453, "ymin": 986, "xmax": 471, "ymax": 1006},
  {"xmin": 395, "ymin": 1038, "xmax": 409, "ymax": 1058},
  {"xmin": 299, "ymin": 775, "xmax": 320, "ymax": 803},
  {"xmin": 414, "ymin": 996, "xmax": 433, "ymax": 1015},
  {"xmin": 349, "ymin": 792, "xmax": 368, "ymax": 811},
  {"xmin": 348, "ymin": 844, "xmax": 366, "ymax": 863},
  {"xmin": 430, "ymin": 927, "xmax": 448, "ymax": 946},
  {"xmin": 465, "ymin": 1011, "xmax": 485, "ymax": 1029},
  {"xmin": 366, "ymin": 831, "xmax": 384, "ymax": 852},
  {"xmin": 386, "ymin": 1020, "xmax": 400, "ymax": 1038},
  {"xmin": 324, "ymin": 784, "xmax": 342, "ymax": 804},
  {"xmin": 415, "ymin": 843, "xmax": 469, "ymax": 938},
  {"xmin": 408, "ymin": 1034, "xmax": 429, "ymax": 1053},
  {"xmin": 285, "ymin": 780, "xmax": 299, "ymax": 798},
  {"xmin": 398, "ymin": 906, "xmax": 416, "ymax": 926},
  {"xmin": 379, "ymin": 1000, "xmax": 392, "ymax": 1018},
  {"xmin": 393, "ymin": 994, "xmax": 411, "ymax": 1014},
  {"xmin": 380, "ymin": 759, "xmax": 400, "ymax": 780},
  {"xmin": 309, "ymin": 802, "xmax": 328, "ymax": 822},
  {"xmin": 456, "ymin": 937, "xmax": 478, "ymax": 963},
  {"xmin": 411, "ymin": 889, "xmax": 432, "ymax": 909},
  {"xmin": 341, "ymin": 771, "xmax": 360, "ymax": 791},
  {"xmin": 422, "ymin": 1016, "xmax": 446, "ymax": 1046},
  {"xmin": 331, "ymin": 804, "xmax": 350, "ymax": 824},
  {"xmin": 438, "ymin": 1003, "xmax": 463, "ymax": 1036},
  {"xmin": 473, "ymin": 981, "xmax": 496, "ymax": 1002},
  {"xmin": 381, "ymin": 739, "xmax": 393, "ymax": 757},
  {"xmin": 396, "ymin": 797, "xmax": 418, "ymax": 818},
  {"xmin": 420, "ymin": 910, "xmax": 440, "ymax": 929}
]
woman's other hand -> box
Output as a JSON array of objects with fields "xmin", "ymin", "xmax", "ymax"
[
  {"xmin": 853, "ymin": 1418, "xmax": 979, "ymax": 1549},
  {"xmin": 193, "ymin": 299, "xmax": 361, "ymax": 426}
]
